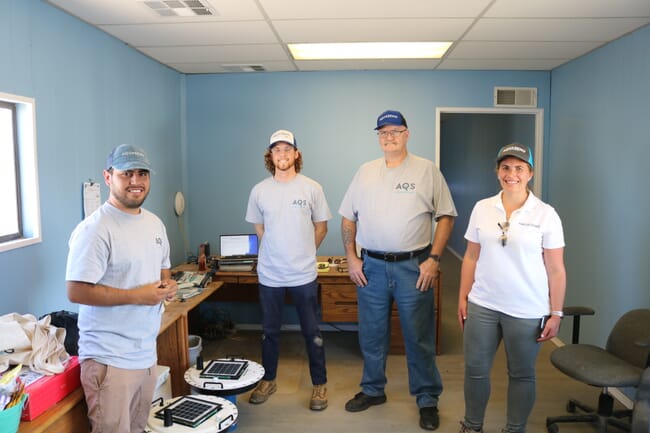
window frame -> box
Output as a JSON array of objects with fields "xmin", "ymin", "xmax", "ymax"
[{"xmin": 0, "ymin": 92, "xmax": 41, "ymax": 253}]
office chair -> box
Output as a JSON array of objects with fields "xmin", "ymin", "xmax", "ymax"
[
  {"xmin": 546, "ymin": 308, "xmax": 650, "ymax": 433},
  {"xmin": 632, "ymin": 365, "xmax": 650, "ymax": 433}
]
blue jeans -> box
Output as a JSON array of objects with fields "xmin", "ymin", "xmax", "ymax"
[
  {"xmin": 258, "ymin": 279, "xmax": 327, "ymax": 385},
  {"xmin": 357, "ymin": 254, "xmax": 441, "ymax": 408},
  {"xmin": 463, "ymin": 302, "xmax": 542, "ymax": 433}
]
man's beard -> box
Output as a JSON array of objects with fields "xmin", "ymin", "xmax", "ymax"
[{"xmin": 113, "ymin": 189, "xmax": 149, "ymax": 209}]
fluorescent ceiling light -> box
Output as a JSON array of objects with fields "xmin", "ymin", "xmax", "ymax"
[{"xmin": 288, "ymin": 42, "xmax": 452, "ymax": 60}]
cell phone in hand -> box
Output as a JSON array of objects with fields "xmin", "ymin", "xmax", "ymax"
[{"xmin": 538, "ymin": 315, "xmax": 550, "ymax": 338}]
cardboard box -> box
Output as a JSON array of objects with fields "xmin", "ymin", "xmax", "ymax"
[{"xmin": 20, "ymin": 356, "xmax": 81, "ymax": 421}]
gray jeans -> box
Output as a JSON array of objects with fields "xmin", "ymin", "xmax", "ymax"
[{"xmin": 462, "ymin": 302, "xmax": 542, "ymax": 433}]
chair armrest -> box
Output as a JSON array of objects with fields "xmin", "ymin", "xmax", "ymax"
[
  {"xmin": 563, "ymin": 306, "xmax": 596, "ymax": 317},
  {"xmin": 563, "ymin": 306, "xmax": 595, "ymax": 344}
]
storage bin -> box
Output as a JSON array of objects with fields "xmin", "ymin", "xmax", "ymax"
[
  {"xmin": 0, "ymin": 394, "xmax": 27, "ymax": 433},
  {"xmin": 188, "ymin": 334, "xmax": 202, "ymax": 365}
]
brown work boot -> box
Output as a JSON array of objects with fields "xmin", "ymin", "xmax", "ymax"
[
  {"xmin": 310, "ymin": 384, "xmax": 328, "ymax": 411},
  {"xmin": 249, "ymin": 379, "xmax": 277, "ymax": 404}
]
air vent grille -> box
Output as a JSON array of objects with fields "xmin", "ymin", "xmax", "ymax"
[
  {"xmin": 494, "ymin": 87, "xmax": 537, "ymax": 108},
  {"xmin": 140, "ymin": 0, "xmax": 217, "ymax": 17},
  {"xmin": 222, "ymin": 64, "xmax": 267, "ymax": 72}
]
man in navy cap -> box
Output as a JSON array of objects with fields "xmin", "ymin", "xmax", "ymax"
[
  {"xmin": 66, "ymin": 144, "xmax": 177, "ymax": 433},
  {"xmin": 339, "ymin": 111, "xmax": 457, "ymax": 430}
]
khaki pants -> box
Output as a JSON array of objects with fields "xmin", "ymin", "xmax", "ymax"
[{"xmin": 81, "ymin": 359, "xmax": 157, "ymax": 433}]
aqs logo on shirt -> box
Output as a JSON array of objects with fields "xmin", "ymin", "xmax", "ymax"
[
  {"xmin": 291, "ymin": 198, "xmax": 309, "ymax": 208},
  {"xmin": 394, "ymin": 182, "xmax": 416, "ymax": 193}
]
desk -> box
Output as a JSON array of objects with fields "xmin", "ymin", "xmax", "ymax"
[
  {"xmin": 157, "ymin": 281, "xmax": 222, "ymax": 396},
  {"xmin": 200, "ymin": 257, "xmax": 441, "ymax": 355},
  {"xmin": 18, "ymin": 282, "xmax": 222, "ymax": 433}
]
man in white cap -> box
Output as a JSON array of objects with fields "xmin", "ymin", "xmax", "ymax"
[
  {"xmin": 246, "ymin": 130, "xmax": 332, "ymax": 411},
  {"xmin": 66, "ymin": 144, "xmax": 177, "ymax": 433}
]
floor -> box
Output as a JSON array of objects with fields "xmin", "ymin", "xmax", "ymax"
[{"xmin": 197, "ymin": 252, "xmax": 620, "ymax": 433}]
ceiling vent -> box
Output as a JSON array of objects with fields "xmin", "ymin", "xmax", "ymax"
[
  {"xmin": 221, "ymin": 64, "xmax": 267, "ymax": 73},
  {"xmin": 140, "ymin": 0, "xmax": 217, "ymax": 17},
  {"xmin": 494, "ymin": 87, "xmax": 537, "ymax": 108}
]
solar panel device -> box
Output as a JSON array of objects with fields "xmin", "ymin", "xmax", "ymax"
[
  {"xmin": 153, "ymin": 396, "xmax": 222, "ymax": 428},
  {"xmin": 200, "ymin": 359, "xmax": 249, "ymax": 380}
]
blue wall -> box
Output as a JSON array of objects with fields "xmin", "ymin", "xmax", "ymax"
[
  {"xmin": 0, "ymin": 0, "xmax": 185, "ymax": 315},
  {"xmin": 185, "ymin": 71, "xmax": 550, "ymax": 257},
  {"xmin": 1, "ymin": 0, "xmax": 648, "ymax": 347},
  {"xmin": 548, "ymin": 24, "xmax": 650, "ymax": 344}
]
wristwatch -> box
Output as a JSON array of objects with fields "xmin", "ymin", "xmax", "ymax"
[
  {"xmin": 429, "ymin": 254, "xmax": 441, "ymax": 263},
  {"xmin": 551, "ymin": 310, "xmax": 564, "ymax": 318}
]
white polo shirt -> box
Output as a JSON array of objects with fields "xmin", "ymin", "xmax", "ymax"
[{"xmin": 465, "ymin": 192, "xmax": 564, "ymax": 318}]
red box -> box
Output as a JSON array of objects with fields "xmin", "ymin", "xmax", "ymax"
[{"xmin": 20, "ymin": 356, "xmax": 81, "ymax": 421}]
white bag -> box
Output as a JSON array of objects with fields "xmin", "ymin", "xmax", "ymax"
[{"xmin": 0, "ymin": 313, "xmax": 69, "ymax": 375}]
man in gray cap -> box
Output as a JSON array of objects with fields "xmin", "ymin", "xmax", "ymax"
[{"xmin": 66, "ymin": 144, "xmax": 177, "ymax": 433}]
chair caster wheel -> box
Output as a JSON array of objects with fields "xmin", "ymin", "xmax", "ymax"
[{"xmin": 546, "ymin": 422, "xmax": 559, "ymax": 433}]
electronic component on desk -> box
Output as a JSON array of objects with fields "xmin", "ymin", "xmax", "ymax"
[
  {"xmin": 173, "ymin": 271, "xmax": 208, "ymax": 289},
  {"xmin": 176, "ymin": 287, "xmax": 201, "ymax": 300},
  {"xmin": 154, "ymin": 396, "xmax": 222, "ymax": 428},
  {"xmin": 199, "ymin": 359, "xmax": 249, "ymax": 380}
]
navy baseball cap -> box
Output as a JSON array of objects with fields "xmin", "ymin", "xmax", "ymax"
[
  {"xmin": 106, "ymin": 144, "xmax": 152, "ymax": 171},
  {"xmin": 496, "ymin": 143, "xmax": 534, "ymax": 168},
  {"xmin": 374, "ymin": 110, "xmax": 408, "ymax": 130}
]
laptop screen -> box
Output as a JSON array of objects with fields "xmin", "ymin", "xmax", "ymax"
[{"xmin": 219, "ymin": 234, "xmax": 258, "ymax": 257}]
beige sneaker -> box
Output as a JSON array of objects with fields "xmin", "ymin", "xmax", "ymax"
[
  {"xmin": 249, "ymin": 379, "xmax": 277, "ymax": 404},
  {"xmin": 458, "ymin": 422, "xmax": 483, "ymax": 433},
  {"xmin": 310, "ymin": 384, "xmax": 328, "ymax": 411}
]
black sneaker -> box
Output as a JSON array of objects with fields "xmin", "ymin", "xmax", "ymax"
[
  {"xmin": 344, "ymin": 392, "xmax": 387, "ymax": 412},
  {"xmin": 419, "ymin": 406, "xmax": 440, "ymax": 430}
]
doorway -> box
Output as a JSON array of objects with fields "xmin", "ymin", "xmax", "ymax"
[{"xmin": 435, "ymin": 107, "xmax": 544, "ymax": 257}]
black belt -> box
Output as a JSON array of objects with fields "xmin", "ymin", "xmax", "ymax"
[{"xmin": 361, "ymin": 244, "xmax": 431, "ymax": 262}]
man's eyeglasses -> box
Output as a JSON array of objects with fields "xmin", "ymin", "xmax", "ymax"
[
  {"xmin": 377, "ymin": 129, "xmax": 407, "ymax": 138},
  {"xmin": 498, "ymin": 222, "xmax": 510, "ymax": 247}
]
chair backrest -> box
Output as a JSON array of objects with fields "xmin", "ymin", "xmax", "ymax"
[{"xmin": 606, "ymin": 309, "xmax": 650, "ymax": 368}]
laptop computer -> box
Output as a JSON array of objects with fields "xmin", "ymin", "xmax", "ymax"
[{"xmin": 218, "ymin": 234, "xmax": 258, "ymax": 271}]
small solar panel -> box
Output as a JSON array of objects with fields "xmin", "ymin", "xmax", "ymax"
[
  {"xmin": 200, "ymin": 359, "xmax": 248, "ymax": 380},
  {"xmin": 154, "ymin": 396, "xmax": 222, "ymax": 428}
]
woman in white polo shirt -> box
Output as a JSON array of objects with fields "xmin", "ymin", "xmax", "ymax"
[{"xmin": 457, "ymin": 143, "xmax": 566, "ymax": 433}]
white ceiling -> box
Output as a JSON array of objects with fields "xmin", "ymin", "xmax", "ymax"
[{"xmin": 45, "ymin": 0, "xmax": 650, "ymax": 74}]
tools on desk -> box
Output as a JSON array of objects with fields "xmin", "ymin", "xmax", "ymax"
[{"xmin": 173, "ymin": 269, "xmax": 216, "ymax": 300}]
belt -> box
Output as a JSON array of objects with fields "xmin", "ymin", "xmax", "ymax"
[{"xmin": 361, "ymin": 244, "xmax": 431, "ymax": 262}]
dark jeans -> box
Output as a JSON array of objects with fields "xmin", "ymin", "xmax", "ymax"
[{"xmin": 259, "ymin": 278, "xmax": 327, "ymax": 385}]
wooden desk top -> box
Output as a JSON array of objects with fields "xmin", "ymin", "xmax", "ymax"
[
  {"xmin": 159, "ymin": 280, "xmax": 222, "ymax": 334},
  {"xmin": 176, "ymin": 256, "xmax": 350, "ymax": 280}
]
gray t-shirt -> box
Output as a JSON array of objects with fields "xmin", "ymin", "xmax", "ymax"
[
  {"xmin": 339, "ymin": 153, "xmax": 457, "ymax": 252},
  {"xmin": 66, "ymin": 202, "xmax": 171, "ymax": 369},
  {"xmin": 246, "ymin": 174, "xmax": 332, "ymax": 287}
]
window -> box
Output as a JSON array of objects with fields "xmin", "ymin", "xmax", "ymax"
[{"xmin": 0, "ymin": 92, "xmax": 41, "ymax": 253}]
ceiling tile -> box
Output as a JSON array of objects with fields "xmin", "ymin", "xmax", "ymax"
[
  {"xmin": 46, "ymin": 0, "xmax": 264, "ymax": 23},
  {"xmin": 259, "ymin": 0, "xmax": 493, "ymax": 19},
  {"xmin": 466, "ymin": 18, "xmax": 650, "ymax": 41},
  {"xmin": 273, "ymin": 18, "xmax": 473, "ymax": 43},
  {"xmin": 98, "ymin": 21, "xmax": 277, "ymax": 46},
  {"xmin": 448, "ymin": 41, "xmax": 602, "ymax": 60},
  {"xmin": 139, "ymin": 44, "xmax": 290, "ymax": 63},
  {"xmin": 437, "ymin": 58, "xmax": 566, "ymax": 70},
  {"xmin": 485, "ymin": 0, "xmax": 650, "ymax": 18}
]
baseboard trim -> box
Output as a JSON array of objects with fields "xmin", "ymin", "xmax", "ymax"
[{"xmin": 235, "ymin": 323, "xmax": 359, "ymax": 332}]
